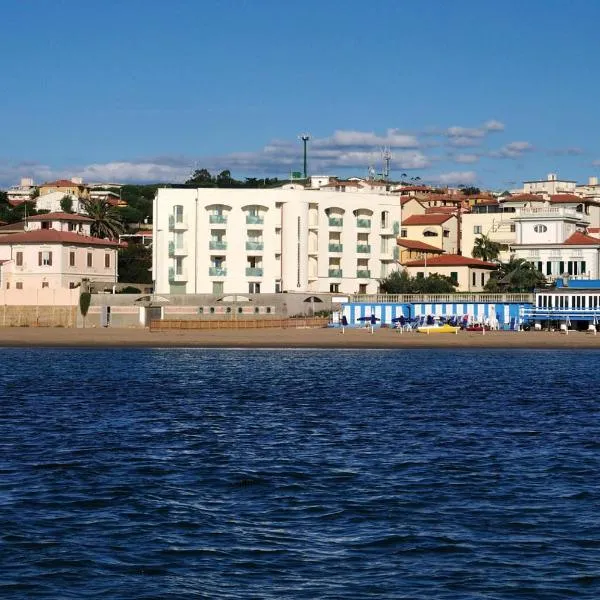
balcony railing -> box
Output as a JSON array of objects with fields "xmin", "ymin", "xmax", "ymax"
[
  {"xmin": 393, "ymin": 221, "xmax": 400, "ymax": 235},
  {"xmin": 328, "ymin": 269, "xmax": 343, "ymax": 278},
  {"xmin": 357, "ymin": 218, "xmax": 371, "ymax": 228},
  {"xmin": 246, "ymin": 215, "xmax": 264, "ymax": 225},
  {"xmin": 209, "ymin": 214, "xmax": 227, "ymax": 224},
  {"xmin": 357, "ymin": 269, "xmax": 371, "ymax": 278},
  {"xmin": 356, "ymin": 244, "xmax": 371, "ymax": 253},
  {"xmin": 328, "ymin": 243, "xmax": 343, "ymax": 252},
  {"xmin": 209, "ymin": 267, "xmax": 227, "ymax": 276},
  {"xmin": 169, "ymin": 242, "xmax": 187, "ymax": 256},
  {"xmin": 328, "ymin": 217, "xmax": 343, "ymax": 227},
  {"xmin": 246, "ymin": 267, "xmax": 263, "ymax": 277},
  {"xmin": 168, "ymin": 267, "xmax": 188, "ymax": 282},
  {"xmin": 393, "ymin": 246, "xmax": 400, "ymax": 260},
  {"xmin": 168, "ymin": 215, "xmax": 187, "ymax": 230},
  {"xmin": 209, "ymin": 240, "xmax": 227, "ymax": 250},
  {"xmin": 246, "ymin": 241, "xmax": 264, "ymax": 251}
]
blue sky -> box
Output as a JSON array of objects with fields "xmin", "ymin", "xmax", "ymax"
[{"xmin": 2, "ymin": 0, "xmax": 600, "ymax": 189}]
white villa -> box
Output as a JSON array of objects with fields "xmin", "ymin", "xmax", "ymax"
[
  {"xmin": 152, "ymin": 187, "xmax": 402, "ymax": 295},
  {"xmin": 0, "ymin": 212, "xmax": 121, "ymax": 291}
]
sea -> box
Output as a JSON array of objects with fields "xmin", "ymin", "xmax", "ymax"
[{"xmin": 1, "ymin": 347, "xmax": 599, "ymax": 599}]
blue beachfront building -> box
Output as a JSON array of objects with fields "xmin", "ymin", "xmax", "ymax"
[
  {"xmin": 341, "ymin": 293, "xmax": 533, "ymax": 331},
  {"xmin": 524, "ymin": 279, "xmax": 600, "ymax": 329}
]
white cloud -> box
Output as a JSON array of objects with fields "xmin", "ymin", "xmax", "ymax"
[
  {"xmin": 490, "ymin": 141, "xmax": 534, "ymax": 159},
  {"xmin": 447, "ymin": 126, "xmax": 486, "ymax": 139},
  {"xmin": 433, "ymin": 171, "xmax": 478, "ymax": 185},
  {"xmin": 316, "ymin": 129, "xmax": 419, "ymax": 149},
  {"xmin": 484, "ymin": 119, "xmax": 505, "ymax": 131},
  {"xmin": 453, "ymin": 153, "xmax": 479, "ymax": 164}
]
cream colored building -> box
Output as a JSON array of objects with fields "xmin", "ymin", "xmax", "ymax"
[
  {"xmin": 523, "ymin": 173, "xmax": 576, "ymax": 196},
  {"xmin": 0, "ymin": 212, "xmax": 120, "ymax": 291},
  {"xmin": 153, "ymin": 187, "xmax": 402, "ymax": 295},
  {"xmin": 403, "ymin": 255, "xmax": 497, "ymax": 292},
  {"xmin": 461, "ymin": 202, "xmax": 516, "ymax": 262},
  {"xmin": 399, "ymin": 213, "xmax": 458, "ymax": 254}
]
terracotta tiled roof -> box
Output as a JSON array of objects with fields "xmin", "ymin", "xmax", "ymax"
[
  {"xmin": 550, "ymin": 194, "xmax": 584, "ymax": 204},
  {"xmin": 41, "ymin": 179, "xmax": 85, "ymax": 187},
  {"xmin": 425, "ymin": 206, "xmax": 458, "ymax": 214},
  {"xmin": 28, "ymin": 212, "xmax": 93, "ymax": 222},
  {"xmin": 563, "ymin": 231, "xmax": 600, "ymax": 246},
  {"xmin": 0, "ymin": 221, "xmax": 26, "ymax": 232},
  {"xmin": 402, "ymin": 214, "xmax": 454, "ymax": 226},
  {"xmin": 504, "ymin": 193, "xmax": 545, "ymax": 202},
  {"xmin": 404, "ymin": 254, "xmax": 498, "ymax": 268},
  {"xmin": 397, "ymin": 239, "xmax": 444, "ymax": 252},
  {"xmin": 398, "ymin": 185, "xmax": 431, "ymax": 192},
  {"xmin": 0, "ymin": 229, "xmax": 122, "ymax": 247}
]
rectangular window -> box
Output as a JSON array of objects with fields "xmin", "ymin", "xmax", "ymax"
[
  {"xmin": 38, "ymin": 251, "xmax": 52, "ymax": 266},
  {"xmin": 69, "ymin": 282, "xmax": 77, "ymax": 289},
  {"xmin": 42, "ymin": 282, "xmax": 49, "ymax": 288},
  {"xmin": 329, "ymin": 283, "xmax": 339, "ymax": 293},
  {"xmin": 212, "ymin": 281, "xmax": 224, "ymax": 295},
  {"xmin": 473, "ymin": 225, "xmax": 482, "ymax": 234},
  {"xmin": 16, "ymin": 282, "xmax": 22, "ymax": 290},
  {"xmin": 401, "ymin": 229, "xmax": 407, "ymax": 238},
  {"xmin": 248, "ymin": 282, "xmax": 261, "ymax": 293},
  {"xmin": 69, "ymin": 252, "xmax": 75, "ymax": 267},
  {"xmin": 481, "ymin": 272, "xmax": 485, "ymax": 286},
  {"xmin": 581, "ymin": 261, "xmax": 586, "ymax": 274},
  {"xmin": 443, "ymin": 230, "xmax": 449, "ymax": 238},
  {"xmin": 87, "ymin": 253, "xmax": 93, "ymax": 268},
  {"xmin": 472, "ymin": 272, "xmax": 476, "ymax": 286},
  {"xmin": 537, "ymin": 261, "xmax": 543, "ymax": 273},
  {"xmin": 16, "ymin": 252, "xmax": 23, "ymax": 266},
  {"xmin": 559, "ymin": 261, "xmax": 565, "ymax": 275},
  {"xmin": 174, "ymin": 205, "xmax": 184, "ymax": 223},
  {"xmin": 105, "ymin": 253, "xmax": 110, "ymax": 268},
  {"xmin": 546, "ymin": 261, "xmax": 552, "ymax": 276},
  {"xmin": 5, "ymin": 282, "xmax": 9, "ymax": 289},
  {"xmin": 450, "ymin": 271, "xmax": 458, "ymax": 283},
  {"xmin": 510, "ymin": 224, "xmax": 516, "ymax": 232}
]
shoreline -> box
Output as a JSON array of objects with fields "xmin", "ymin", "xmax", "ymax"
[{"xmin": 1, "ymin": 327, "xmax": 600, "ymax": 349}]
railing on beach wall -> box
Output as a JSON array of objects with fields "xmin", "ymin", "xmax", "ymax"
[
  {"xmin": 350, "ymin": 293, "xmax": 534, "ymax": 304},
  {"xmin": 150, "ymin": 317, "xmax": 330, "ymax": 331}
]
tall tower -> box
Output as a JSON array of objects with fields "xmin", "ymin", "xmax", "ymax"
[
  {"xmin": 299, "ymin": 134, "xmax": 311, "ymax": 179},
  {"xmin": 382, "ymin": 146, "xmax": 392, "ymax": 181}
]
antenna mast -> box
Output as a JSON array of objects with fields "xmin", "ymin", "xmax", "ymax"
[
  {"xmin": 382, "ymin": 146, "xmax": 392, "ymax": 181},
  {"xmin": 299, "ymin": 134, "xmax": 311, "ymax": 179}
]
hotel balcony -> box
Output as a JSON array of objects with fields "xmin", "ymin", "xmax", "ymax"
[
  {"xmin": 356, "ymin": 244, "xmax": 371, "ymax": 253},
  {"xmin": 246, "ymin": 215, "xmax": 264, "ymax": 225},
  {"xmin": 168, "ymin": 267, "xmax": 188, "ymax": 282},
  {"xmin": 328, "ymin": 269, "xmax": 343, "ymax": 278},
  {"xmin": 328, "ymin": 217, "xmax": 343, "ymax": 227},
  {"xmin": 246, "ymin": 241, "xmax": 264, "ymax": 251},
  {"xmin": 515, "ymin": 207, "xmax": 590, "ymax": 225},
  {"xmin": 168, "ymin": 216, "xmax": 188, "ymax": 231},
  {"xmin": 168, "ymin": 242, "xmax": 187, "ymax": 257},
  {"xmin": 209, "ymin": 267, "xmax": 227, "ymax": 276},
  {"xmin": 246, "ymin": 267, "xmax": 263, "ymax": 277},
  {"xmin": 209, "ymin": 240, "xmax": 227, "ymax": 250},
  {"xmin": 356, "ymin": 218, "xmax": 371, "ymax": 229},
  {"xmin": 357, "ymin": 269, "xmax": 371, "ymax": 278},
  {"xmin": 209, "ymin": 214, "xmax": 227, "ymax": 224},
  {"xmin": 328, "ymin": 243, "xmax": 343, "ymax": 253}
]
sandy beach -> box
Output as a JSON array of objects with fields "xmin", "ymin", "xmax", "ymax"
[{"xmin": 0, "ymin": 326, "xmax": 599, "ymax": 349}]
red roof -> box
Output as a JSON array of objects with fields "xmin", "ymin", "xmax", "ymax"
[
  {"xmin": 41, "ymin": 179, "xmax": 85, "ymax": 187},
  {"xmin": 402, "ymin": 214, "xmax": 454, "ymax": 226},
  {"xmin": 425, "ymin": 206, "xmax": 458, "ymax": 214},
  {"xmin": 563, "ymin": 231, "xmax": 600, "ymax": 246},
  {"xmin": 397, "ymin": 239, "xmax": 444, "ymax": 252},
  {"xmin": 550, "ymin": 194, "xmax": 583, "ymax": 204},
  {"xmin": 28, "ymin": 212, "xmax": 93, "ymax": 222},
  {"xmin": 404, "ymin": 254, "xmax": 498, "ymax": 268},
  {"xmin": 0, "ymin": 229, "xmax": 122, "ymax": 247},
  {"xmin": 505, "ymin": 193, "xmax": 545, "ymax": 202}
]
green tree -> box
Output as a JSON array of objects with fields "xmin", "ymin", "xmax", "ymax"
[
  {"xmin": 185, "ymin": 168, "xmax": 215, "ymax": 186},
  {"xmin": 460, "ymin": 186, "xmax": 480, "ymax": 195},
  {"xmin": 60, "ymin": 195, "xmax": 74, "ymax": 213},
  {"xmin": 484, "ymin": 258, "xmax": 547, "ymax": 292},
  {"xmin": 81, "ymin": 198, "xmax": 124, "ymax": 239},
  {"xmin": 118, "ymin": 243, "xmax": 152, "ymax": 283},
  {"xmin": 472, "ymin": 234, "xmax": 501, "ymax": 262},
  {"xmin": 379, "ymin": 270, "xmax": 458, "ymax": 294},
  {"xmin": 79, "ymin": 292, "xmax": 91, "ymax": 328}
]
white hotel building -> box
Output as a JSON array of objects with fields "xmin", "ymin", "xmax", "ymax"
[{"xmin": 153, "ymin": 187, "xmax": 401, "ymax": 295}]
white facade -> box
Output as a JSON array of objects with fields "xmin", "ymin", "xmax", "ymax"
[
  {"xmin": 153, "ymin": 188, "xmax": 401, "ymax": 295},
  {"xmin": 35, "ymin": 191, "xmax": 82, "ymax": 214},
  {"xmin": 7, "ymin": 178, "xmax": 36, "ymax": 203},
  {"xmin": 523, "ymin": 173, "xmax": 577, "ymax": 196}
]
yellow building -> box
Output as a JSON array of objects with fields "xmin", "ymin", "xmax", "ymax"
[
  {"xmin": 400, "ymin": 213, "xmax": 458, "ymax": 254},
  {"xmin": 38, "ymin": 178, "xmax": 90, "ymax": 200}
]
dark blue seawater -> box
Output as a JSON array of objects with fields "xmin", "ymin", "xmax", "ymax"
[{"xmin": 1, "ymin": 348, "xmax": 600, "ymax": 599}]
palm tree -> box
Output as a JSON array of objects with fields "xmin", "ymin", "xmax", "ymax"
[
  {"xmin": 472, "ymin": 234, "xmax": 501, "ymax": 262},
  {"xmin": 484, "ymin": 258, "xmax": 547, "ymax": 292},
  {"xmin": 82, "ymin": 198, "xmax": 124, "ymax": 240}
]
